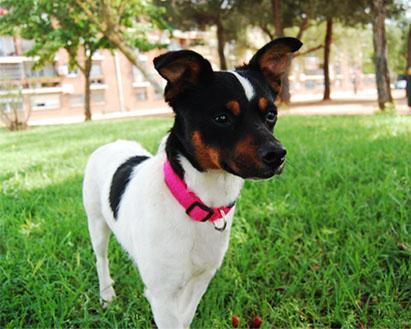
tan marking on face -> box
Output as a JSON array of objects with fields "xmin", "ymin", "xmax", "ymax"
[
  {"xmin": 226, "ymin": 100, "xmax": 241, "ymax": 116},
  {"xmin": 233, "ymin": 136, "xmax": 260, "ymax": 167},
  {"xmin": 192, "ymin": 131, "xmax": 221, "ymax": 169},
  {"xmin": 258, "ymin": 97, "xmax": 269, "ymax": 113}
]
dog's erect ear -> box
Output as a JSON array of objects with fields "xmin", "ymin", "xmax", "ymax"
[
  {"xmin": 153, "ymin": 50, "xmax": 213, "ymax": 102},
  {"xmin": 247, "ymin": 37, "xmax": 302, "ymax": 94}
]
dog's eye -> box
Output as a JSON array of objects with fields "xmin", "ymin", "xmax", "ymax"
[
  {"xmin": 265, "ymin": 111, "xmax": 277, "ymax": 124},
  {"xmin": 214, "ymin": 113, "xmax": 229, "ymax": 124}
]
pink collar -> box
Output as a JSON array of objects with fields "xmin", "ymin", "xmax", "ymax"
[{"xmin": 163, "ymin": 160, "xmax": 234, "ymax": 222}]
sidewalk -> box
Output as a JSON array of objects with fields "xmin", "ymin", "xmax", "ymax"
[
  {"xmin": 282, "ymin": 89, "xmax": 409, "ymax": 116},
  {"xmin": 29, "ymin": 107, "xmax": 173, "ymax": 126},
  {"xmin": 28, "ymin": 89, "xmax": 409, "ymax": 126}
]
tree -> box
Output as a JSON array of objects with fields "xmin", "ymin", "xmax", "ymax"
[
  {"xmin": 0, "ymin": 0, "xmax": 167, "ymax": 122},
  {"xmin": 0, "ymin": 0, "xmax": 111, "ymax": 121},
  {"xmin": 160, "ymin": 0, "xmax": 240, "ymax": 70},
  {"xmin": 240, "ymin": 0, "xmax": 322, "ymax": 103},
  {"xmin": 322, "ymin": 18, "xmax": 332, "ymax": 100},
  {"xmin": 0, "ymin": 82, "xmax": 31, "ymax": 131},
  {"xmin": 75, "ymin": 0, "xmax": 167, "ymax": 94},
  {"xmin": 408, "ymin": 24, "xmax": 411, "ymax": 71},
  {"xmin": 370, "ymin": 0, "xmax": 393, "ymax": 110},
  {"xmin": 348, "ymin": 0, "xmax": 405, "ymax": 110}
]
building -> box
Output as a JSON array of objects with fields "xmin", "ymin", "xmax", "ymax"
[
  {"xmin": 1, "ymin": 29, "xmax": 376, "ymax": 125},
  {"xmin": 0, "ymin": 35, "xmax": 168, "ymax": 122}
]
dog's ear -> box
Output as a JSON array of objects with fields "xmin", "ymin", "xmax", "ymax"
[
  {"xmin": 153, "ymin": 50, "xmax": 213, "ymax": 102},
  {"xmin": 247, "ymin": 37, "xmax": 302, "ymax": 94}
]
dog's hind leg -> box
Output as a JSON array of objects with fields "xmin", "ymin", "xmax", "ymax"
[{"xmin": 87, "ymin": 211, "xmax": 116, "ymax": 305}]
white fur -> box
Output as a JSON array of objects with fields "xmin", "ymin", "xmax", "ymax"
[
  {"xmin": 83, "ymin": 139, "xmax": 243, "ymax": 328},
  {"xmin": 229, "ymin": 70, "xmax": 255, "ymax": 101}
]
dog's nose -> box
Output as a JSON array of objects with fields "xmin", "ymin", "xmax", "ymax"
[{"xmin": 259, "ymin": 144, "xmax": 286, "ymax": 165}]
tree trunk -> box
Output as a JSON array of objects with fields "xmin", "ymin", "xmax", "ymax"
[
  {"xmin": 270, "ymin": 0, "xmax": 291, "ymax": 103},
  {"xmin": 323, "ymin": 18, "xmax": 333, "ymax": 101},
  {"xmin": 271, "ymin": 0, "xmax": 282, "ymax": 37},
  {"xmin": 106, "ymin": 32, "xmax": 164, "ymax": 94},
  {"xmin": 407, "ymin": 24, "xmax": 411, "ymax": 71},
  {"xmin": 216, "ymin": 20, "xmax": 227, "ymax": 70},
  {"xmin": 371, "ymin": 0, "xmax": 393, "ymax": 110},
  {"xmin": 84, "ymin": 55, "xmax": 92, "ymax": 121}
]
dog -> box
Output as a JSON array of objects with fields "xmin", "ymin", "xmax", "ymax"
[{"xmin": 83, "ymin": 37, "xmax": 302, "ymax": 328}]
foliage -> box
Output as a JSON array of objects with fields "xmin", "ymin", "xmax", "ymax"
[
  {"xmin": 386, "ymin": 21, "xmax": 409, "ymax": 75},
  {"xmin": 74, "ymin": 0, "xmax": 168, "ymax": 93},
  {"xmin": 0, "ymin": 115, "xmax": 410, "ymax": 327},
  {"xmin": 75, "ymin": 0, "xmax": 168, "ymax": 52},
  {"xmin": 160, "ymin": 0, "xmax": 249, "ymax": 69},
  {"xmin": 0, "ymin": 0, "xmax": 108, "ymax": 69},
  {"xmin": 0, "ymin": 83, "xmax": 30, "ymax": 131}
]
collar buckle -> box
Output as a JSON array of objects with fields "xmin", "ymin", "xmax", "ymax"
[{"xmin": 186, "ymin": 201, "xmax": 214, "ymax": 222}]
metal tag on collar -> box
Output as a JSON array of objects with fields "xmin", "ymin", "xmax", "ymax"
[{"xmin": 213, "ymin": 209, "xmax": 227, "ymax": 232}]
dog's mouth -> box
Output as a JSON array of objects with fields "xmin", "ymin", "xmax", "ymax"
[{"xmin": 221, "ymin": 159, "xmax": 285, "ymax": 179}]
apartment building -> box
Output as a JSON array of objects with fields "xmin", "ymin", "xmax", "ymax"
[
  {"xmin": 1, "ymin": 29, "xmax": 374, "ymax": 124},
  {"xmin": 0, "ymin": 36, "xmax": 170, "ymax": 121}
]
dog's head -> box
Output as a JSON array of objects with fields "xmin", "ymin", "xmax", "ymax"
[{"xmin": 154, "ymin": 37, "xmax": 302, "ymax": 179}]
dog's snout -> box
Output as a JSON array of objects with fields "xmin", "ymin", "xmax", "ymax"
[{"xmin": 259, "ymin": 144, "xmax": 286, "ymax": 165}]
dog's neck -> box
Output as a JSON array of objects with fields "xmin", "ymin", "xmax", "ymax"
[{"xmin": 164, "ymin": 132, "xmax": 243, "ymax": 208}]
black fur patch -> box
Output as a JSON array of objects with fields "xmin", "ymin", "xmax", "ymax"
[{"xmin": 109, "ymin": 155, "xmax": 149, "ymax": 219}]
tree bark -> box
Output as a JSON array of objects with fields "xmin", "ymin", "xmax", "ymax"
[
  {"xmin": 407, "ymin": 24, "xmax": 411, "ymax": 71},
  {"xmin": 270, "ymin": 0, "xmax": 291, "ymax": 103},
  {"xmin": 271, "ymin": 0, "xmax": 282, "ymax": 37},
  {"xmin": 371, "ymin": 0, "xmax": 393, "ymax": 110},
  {"xmin": 323, "ymin": 18, "xmax": 333, "ymax": 101},
  {"xmin": 84, "ymin": 54, "xmax": 92, "ymax": 121},
  {"xmin": 216, "ymin": 20, "xmax": 227, "ymax": 70}
]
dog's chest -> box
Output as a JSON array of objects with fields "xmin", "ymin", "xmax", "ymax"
[{"xmin": 188, "ymin": 219, "xmax": 233, "ymax": 272}]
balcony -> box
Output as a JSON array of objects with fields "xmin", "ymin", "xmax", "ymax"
[{"xmin": 0, "ymin": 62, "xmax": 60, "ymax": 89}]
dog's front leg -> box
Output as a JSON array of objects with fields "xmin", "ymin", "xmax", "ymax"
[
  {"xmin": 179, "ymin": 270, "xmax": 216, "ymax": 328},
  {"xmin": 145, "ymin": 287, "xmax": 186, "ymax": 329}
]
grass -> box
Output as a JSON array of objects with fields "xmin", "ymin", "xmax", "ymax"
[{"xmin": 0, "ymin": 114, "xmax": 410, "ymax": 328}]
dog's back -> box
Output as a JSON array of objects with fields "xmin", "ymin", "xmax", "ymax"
[{"xmin": 83, "ymin": 140, "xmax": 151, "ymax": 218}]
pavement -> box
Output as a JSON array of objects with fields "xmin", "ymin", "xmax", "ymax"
[
  {"xmin": 283, "ymin": 89, "xmax": 409, "ymax": 116},
  {"xmin": 27, "ymin": 89, "xmax": 409, "ymax": 126}
]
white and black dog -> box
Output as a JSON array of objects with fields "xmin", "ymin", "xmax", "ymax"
[{"xmin": 83, "ymin": 37, "xmax": 302, "ymax": 328}]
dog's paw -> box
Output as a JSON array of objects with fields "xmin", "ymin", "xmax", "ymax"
[{"xmin": 100, "ymin": 286, "xmax": 116, "ymax": 308}]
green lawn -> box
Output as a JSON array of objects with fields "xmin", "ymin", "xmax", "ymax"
[{"xmin": 0, "ymin": 115, "xmax": 410, "ymax": 328}]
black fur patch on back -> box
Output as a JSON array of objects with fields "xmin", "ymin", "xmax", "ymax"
[{"xmin": 109, "ymin": 155, "xmax": 149, "ymax": 219}]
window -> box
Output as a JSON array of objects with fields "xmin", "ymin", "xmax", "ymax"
[
  {"xmin": 90, "ymin": 78, "xmax": 104, "ymax": 85},
  {"xmin": 135, "ymin": 89, "xmax": 147, "ymax": 101},
  {"xmin": 304, "ymin": 56, "xmax": 322, "ymax": 75},
  {"xmin": 0, "ymin": 63, "xmax": 22, "ymax": 80},
  {"xmin": 334, "ymin": 63, "xmax": 342, "ymax": 75},
  {"xmin": 0, "ymin": 37, "xmax": 16, "ymax": 56},
  {"xmin": 133, "ymin": 67, "xmax": 145, "ymax": 83},
  {"xmin": 67, "ymin": 67, "xmax": 79, "ymax": 78},
  {"xmin": 69, "ymin": 94, "xmax": 84, "ymax": 108},
  {"xmin": 0, "ymin": 98, "xmax": 23, "ymax": 113},
  {"xmin": 91, "ymin": 90, "xmax": 105, "ymax": 105},
  {"xmin": 24, "ymin": 63, "xmax": 57, "ymax": 78},
  {"xmin": 154, "ymin": 91, "xmax": 163, "ymax": 100},
  {"xmin": 90, "ymin": 64, "xmax": 103, "ymax": 77},
  {"xmin": 30, "ymin": 94, "xmax": 60, "ymax": 111},
  {"xmin": 21, "ymin": 39, "xmax": 35, "ymax": 53}
]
